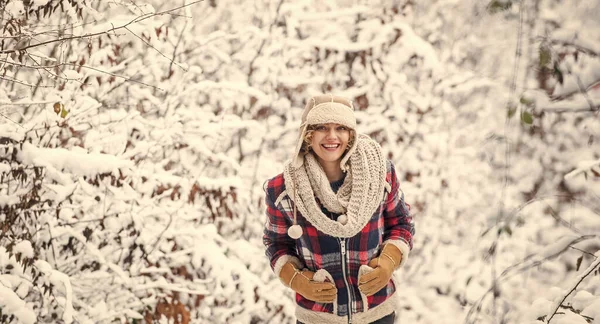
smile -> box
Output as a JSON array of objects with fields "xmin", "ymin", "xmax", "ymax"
[{"xmin": 321, "ymin": 144, "xmax": 340, "ymax": 150}]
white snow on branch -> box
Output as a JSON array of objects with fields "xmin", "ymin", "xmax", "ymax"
[
  {"xmin": 0, "ymin": 283, "xmax": 36, "ymax": 324},
  {"xmin": 550, "ymin": 29, "xmax": 600, "ymax": 55},
  {"xmin": 0, "ymin": 194, "xmax": 19, "ymax": 207},
  {"xmin": 189, "ymin": 80, "xmax": 269, "ymax": 100},
  {"xmin": 34, "ymin": 260, "xmax": 74, "ymax": 324},
  {"xmin": 552, "ymin": 58, "xmax": 600, "ymax": 98},
  {"xmin": 0, "ymin": 125, "xmax": 25, "ymax": 141},
  {"xmin": 51, "ymin": 227, "xmax": 131, "ymax": 285},
  {"xmin": 18, "ymin": 142, "xmax": 134, "ymax": 178},
  {"xmin": 0, "ymin": 99, "xmax": 57, "ymax": 106},
  {"xmin": 291, "ymin": 5, "xmax": 370, "ymax": 21},
  {"xmin": 565, "ymin": 159, "xmax": 600, "ymax": 179},
  {"xmin": 13, "ymin": 241, "xmax": 34, "ymax": 259},
  {"xmin": 542, "ymin": 95, "xmax": 600, "ymax": 112},
  {"xmin": 133, "ymin": 276, "xmax": 210, "ymax": 295},
  {"xmin": 545, "ymin": 254, "xmax": 600, "ymax": 323}
]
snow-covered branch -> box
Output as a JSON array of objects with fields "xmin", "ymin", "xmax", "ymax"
[{"xmin": 545, "ymin": 255, "xmax": 600, "ymax": 323}]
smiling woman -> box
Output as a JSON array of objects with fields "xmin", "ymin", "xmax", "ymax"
[
  {"xmin": 303, "ymin": 123, "xmax": 354, "ymax": 182},
  {"xmin": 262, "ymin": 94, "xmax": 415, "ymax": 324}
]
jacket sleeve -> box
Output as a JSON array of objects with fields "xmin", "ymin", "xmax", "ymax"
[
  {"xmin": 262, "ymin": 180, "xmax": 303, "ymax": 280},
  {"xmin": 382, "ymin": 160, "xmax": 415, "ymax": 269}
]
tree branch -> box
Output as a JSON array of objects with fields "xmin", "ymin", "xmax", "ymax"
[
  {"xmin": 541, "ymin": 104, "xmax": 600, "ymax": 113},
  {"xmin": 123, "ymin": 26, "xmax": 186, "ymax": 72},
  {"xmin": 0, "ymin": 111, "xmax": 25, "ymax": 128},
  {"xmin": 0, "ymin": 75, "xmax": 53, "ymax": 88},
  {"xmin": 548, "ymin": 38, "xmax": 600, "ymax": 57},
  {"xmin": 246, "ymin": 0, "xmax": 285, "ymax": 84},
  {"xmin": 0, "ymin": 58, "xmax": 166, "ymax": 91},
  {"xmin": 0, "ymin": 0, "xmax": 205, "ymax": 55},
  {"xmin": 168, "ymin": 17, "xmax": 189, "ymax": 77},
  {"xmin": 546, "ymin": 256, "xmax": 600, "ymax": 323}
]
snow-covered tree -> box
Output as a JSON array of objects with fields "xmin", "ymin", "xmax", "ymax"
[{"xmin": 0, "ymin": 0, "xmax": 598, "ymax": 323}]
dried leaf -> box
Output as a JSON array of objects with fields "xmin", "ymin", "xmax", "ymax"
[
  {"xmin": 576, "ymin": 255, "xmax": 583, "ymax": 271},
  {"xmin": 60, "ymin": 107, "xmax": 69, "ymax": 118}
]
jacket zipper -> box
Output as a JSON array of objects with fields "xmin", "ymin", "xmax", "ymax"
[{"xmin": 340, "ymin": 238, "xmax": 352, "ymax": 324}]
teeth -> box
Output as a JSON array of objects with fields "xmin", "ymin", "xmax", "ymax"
[{"xmin": 323, "ymin": 144, "xmax": 339, "ymax": 148}]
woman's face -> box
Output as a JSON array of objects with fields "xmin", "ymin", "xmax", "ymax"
[{"xmin": 310, "ymin": 123, "xmax": 351, "ymax": 165}]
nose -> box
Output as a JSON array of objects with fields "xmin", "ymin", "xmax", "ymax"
[{"xmin": 326, "ymin": 128, "xmax": 338, "ymax": 139}]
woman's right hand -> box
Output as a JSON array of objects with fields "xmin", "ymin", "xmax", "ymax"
[{"xmin": 280, "ymin": 263, "xmax": 338, "ymax": 303}]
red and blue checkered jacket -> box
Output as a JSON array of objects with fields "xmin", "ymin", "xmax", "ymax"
[{"xmin": 263, "ymin": 160, "xmax": 414, "ymax": 324}]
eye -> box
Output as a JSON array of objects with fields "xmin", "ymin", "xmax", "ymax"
[
  {"xmin": 315, "ymin": 125, "xmax": 327, "ymax": 131},
  {"xmin": 337, "ymin": 126, "xmax": 348, "ymax": 131}
]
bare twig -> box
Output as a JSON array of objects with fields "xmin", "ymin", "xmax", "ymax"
[
  {"xmin": 547, "ymin": 38, "xmax": 600, "ymax": 57},
  {"xmin": 568, "ymin": 246, "xmax": 598, "ymax": 259},
  {"xmin": 562, "ymin": 61, "xmax": 598, "ymax": 112},
  {"xmin": 0, "ymin": 58, "xmax": 164, "ymax": 91},
  {"xmin": 466, "ymin": 235, "xmax": 598, "ymax": 324},
  {"xmin": 546, "ymin": 256, "xmax": 600, "ymax": 323},
  {"xmin": 500, "ymin": 235, "xmax": 597, "ymax": 279},
  {"xmin": 124, "ymin": 26, "xmax": 186, "ymax": 72},
  {"xmin": 144, "ymin": 201, "xmax": 185, "ymax": 258},
  {"xmin": 247, "ymin": 0, "xmax": 285, "ymax": 84},
  {"xmin": 0, "ymin": 1, "xmax": 205, "ymax": 55},
  {"xmin": 167, "ymin": 17, "xmax": 189, "ymax": 77},
  {"xmin": 0, "ymin": 75, "xmax": 53, "ymax": 88},
  {"xmin": 27, "ymin": 53, "xmax": 70, "ymax": 83},
  {"xmin": 543, "ymin": 202, "xmax": 584, "ymax": 235},
  {"xmin": 542, "ymin": 104, "xmax": 600, "ymax": 113},
  {"xmin": 0, "ymin": 112, "xmax": 24, "ymax": 127}
]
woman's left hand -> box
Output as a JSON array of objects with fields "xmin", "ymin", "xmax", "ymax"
[{"xmin": 358, "ymin": 244, "xmax": 402, "ymax": 296}]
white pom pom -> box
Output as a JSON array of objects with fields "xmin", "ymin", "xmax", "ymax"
[
  {"xmin": 337, "ymin": 214, "xmax": 348, "ymax": 225},
  {"xmin": 288, "ymin": 225, "xmax": 303, "ymax": 239}
]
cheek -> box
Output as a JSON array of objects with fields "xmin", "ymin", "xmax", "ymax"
[
  {"xmin": 343, "ymin": 133, "xmax": 351, "ymax": 145},
  {"xmin": 310, "ymin": 134, "xmax": 322, "ymax": 147}
]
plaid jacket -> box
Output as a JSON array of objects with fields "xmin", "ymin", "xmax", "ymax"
[{"xmin": 263, "ymin": 160, "xmax": 414, "ymax": 324}]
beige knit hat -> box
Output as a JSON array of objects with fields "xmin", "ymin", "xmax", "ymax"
[{"xmin": 291, "ymin": 94, "xmax": 358, "ymax": 170}]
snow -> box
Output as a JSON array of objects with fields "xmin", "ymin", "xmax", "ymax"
[
  {"xmin": 4, "ymin": 2, "xmax": 24, "ymax": 17},
  {"xmin": 31, "ymin": 0, "xmax": 50, "ymax": 7},
  {"xmin": 565, "ymin": 159, "xmax": 600, "ymax": 179},
  {"xmin": 63, "ymin": 70, "xmax": 83, "ymax": 80},
  {"xmin": 582, "ymin": 299, "xmax": 600, "ymax": 322},
  {"xmin": 551, "ymin": 29, "xmax": 600, "ymax": 55},
  {"xmin": 553, "ymin": 311, "xmax": 591, "ymax": 324},
  {"xmin": 0, "ymin": 285, "xmax": 36, "ymax": 324},
  {"xmin": 0, "ymin": 1, "xmax": 599, "ymax": 323},
  {"xmin": 552, "ymin": 58, "xmax": 600, "ymax": 97},
  {"xmin": 0, "ymin": 125, "xmax": 25, "ymax": 141},
  {"xmin": 0, "ymin": 194, "xmax": 19, "ymax": 207},
  {"xmin": 573, "ymin": 290, "xmax": 596, "ymax": 310},
  {"xmin": 528, "ymin": 298, "xmax": 552, "ymax": 320},
  {"xmin": 18, "ymin": 142, "xmax": 134, "ymax": 178},
  {"xmin": 13, "ymin": 241, "xmax": 34, "ymax": 259},
  {"xmin": 292, "ymin": 5, "xmax": 371, "ymax": 21}
]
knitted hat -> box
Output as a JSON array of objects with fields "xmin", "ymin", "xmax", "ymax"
[{"xmin": 291, "ymin": 94, "xmax": 358, "ymax": 170}]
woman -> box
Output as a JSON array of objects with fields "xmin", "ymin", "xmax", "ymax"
[{"xmin": 263, "ymin": 94, "xmax": 414, "ymax": 324}]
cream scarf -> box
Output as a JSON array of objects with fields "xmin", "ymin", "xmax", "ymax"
[{"xmin": 283, "ymin": 134, "xmax": 387, "ymax": 238}]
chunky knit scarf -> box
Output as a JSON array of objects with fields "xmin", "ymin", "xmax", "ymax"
[{"xmin": 283, "ymin": 134, "xmax": 387, "ymax": 238}]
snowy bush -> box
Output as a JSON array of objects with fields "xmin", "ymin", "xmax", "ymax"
[{"xmin": 0, "ymin": 0, "xmax": 598, "ymax": 324}]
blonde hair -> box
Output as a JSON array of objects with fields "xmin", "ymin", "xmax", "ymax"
[{"xmin": 302, "ymin": 125, "xmax": 355, "ymax": 154}]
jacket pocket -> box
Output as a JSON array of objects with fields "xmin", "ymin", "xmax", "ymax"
[
  {"xmin": 313, "ymin": 268, "xmax": 337, "ymax": 315},
  {"xmin": 357, "ymin": 264, "xmax": 375, "ymax": 311}
]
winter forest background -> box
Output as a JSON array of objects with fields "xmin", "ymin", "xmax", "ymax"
[{"xmin": 0, "ymin": 0, "xmax": 599, "ymax": 323}]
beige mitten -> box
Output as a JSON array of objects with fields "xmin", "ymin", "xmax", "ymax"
[
  {"xmin": 279, "ymin": 262, "xmax": 337, "ymax": 303},
  {"xmin": 358, "ymin": 244, "xmax": 402, "ymax": 296}
]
